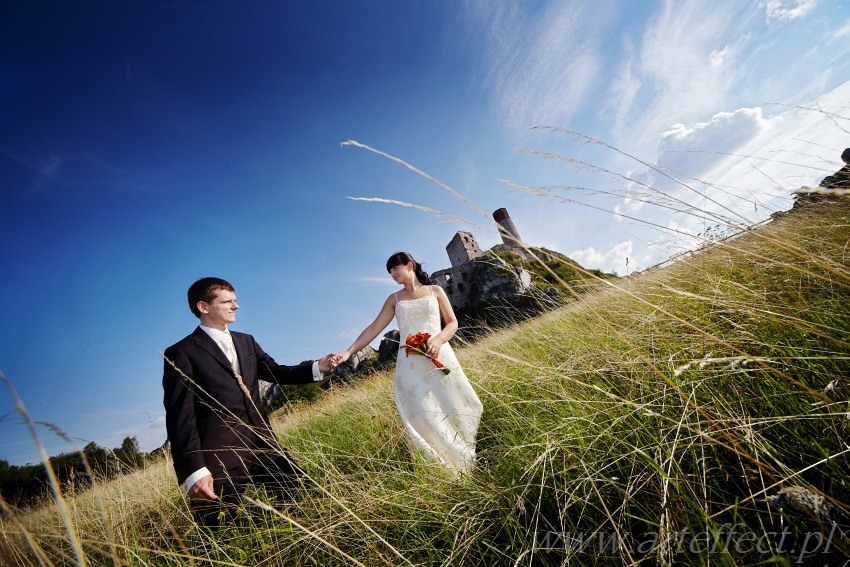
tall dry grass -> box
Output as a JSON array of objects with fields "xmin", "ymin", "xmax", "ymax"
[{"xmin": 1, "ymin": 143, "xmax": 848, "ymax": 565}]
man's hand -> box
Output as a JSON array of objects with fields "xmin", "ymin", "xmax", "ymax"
[
  {"xmin": 188, "ymin": 474, "xmax": 217, "ymax": 501},
  {"xmin": 318, "ymin": 353, "xmax": 338, "ymax": 373}
]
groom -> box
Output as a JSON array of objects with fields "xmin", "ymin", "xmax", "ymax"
[{"xmin": 162, "ymin": 277, "xmax": 336, "ymax": 527}]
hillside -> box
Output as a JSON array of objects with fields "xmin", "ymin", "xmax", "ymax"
[{"xmin": 1, "ymin": 198, "xmax": 848, "ymax": 566}]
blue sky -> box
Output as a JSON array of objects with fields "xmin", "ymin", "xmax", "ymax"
[{"xmin": 1, "ymin": 0, "xmax": 849, "ymax": 465}]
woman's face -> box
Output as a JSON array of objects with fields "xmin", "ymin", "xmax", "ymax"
[{"xmin": 389, "ymin": 261, "xmax": 414, "ymax": 284}]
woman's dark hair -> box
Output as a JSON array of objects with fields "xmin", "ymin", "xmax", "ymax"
[{"xmin": 386, "ymin": 251, "xmax": 432, "ymax": 285}]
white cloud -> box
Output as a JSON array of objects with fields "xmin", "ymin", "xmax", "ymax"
[
  {"xmin": 465, "ymin": 1, "xmax": 841, "ymax": 157},
  {"xmin": 761, "ymin": 0, "xmax": 818, "ymax": 23},
  {"xmin": 656, "ymin": 107, "xmax": 774, "ymax": 177},
  {"xmin": 459, "ymin": 1, "xmax": 849, "ymax": 275},
  {"xmin": 709, "ymin": 45, "xmax": 732, "ymax": 67},
  {"xmin": 147, "ymin": 415, "xmax": 166, "ymax": 431},
  {"xmin": 613, "ymin": 198, "xmax": 644, "ymax": 221},
  {"xmin": 570, "ymin": 240, "xmax": 635, "ymax": 275},
  {"xmin": 336, "ymin": 328, "xmax": 363, "ymax": 343}
]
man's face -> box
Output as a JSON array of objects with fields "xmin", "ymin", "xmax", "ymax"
[{"xmin": 198, "ymin": 289, "xmax": 238, "ymax": 328}]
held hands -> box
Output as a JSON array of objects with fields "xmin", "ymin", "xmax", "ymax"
[
  {"xmin": 330, "ymin": 352, "xmax": 350, "ymax": 368},
  {"xmin": 317, "ymin": 352, "xmax": 354, "ymax": 375},
  {"xmin": 317, "ymin": 353, "xmax": 339, "ymax": 374}
]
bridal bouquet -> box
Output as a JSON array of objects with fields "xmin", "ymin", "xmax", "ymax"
[{"xmin": 404, "ymin": 332, "xmax": 450, "ymax": 374}]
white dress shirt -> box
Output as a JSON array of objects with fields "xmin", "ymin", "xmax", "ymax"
[{"xmin": 180, "ymin": 325, "xmax": 324, "ymax": 495}]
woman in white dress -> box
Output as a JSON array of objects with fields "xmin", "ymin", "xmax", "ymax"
[{"xmin": 336, "ymin": 252, "xmax": 483, "ymax": 474}]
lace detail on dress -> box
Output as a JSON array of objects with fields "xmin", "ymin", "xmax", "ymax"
[{"xmin": 395, "ymin": 295, "xmax": 441, "ymax": 340}]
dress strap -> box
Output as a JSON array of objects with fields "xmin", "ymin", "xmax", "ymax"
[{"xmin": 394, "ymin": 291, "xmax": 399, "ymax": 305}]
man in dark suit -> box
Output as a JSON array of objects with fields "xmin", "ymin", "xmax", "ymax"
[{"xmin": 163, "ymin": 277, "xmax": 336, "ymax": 527}]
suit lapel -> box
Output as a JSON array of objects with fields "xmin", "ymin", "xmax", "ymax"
[
  {"xmin": 231, "ymin": 332, "xmax": 255, "ymax": 390},
  {"xmin": 191, "ymin": 327, "xmax": 234, "ymax": 374}
]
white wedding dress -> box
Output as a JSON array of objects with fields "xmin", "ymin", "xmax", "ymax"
[{"xmin": 393, "ymin": 288, "xmax": 483, "ymax": 474}]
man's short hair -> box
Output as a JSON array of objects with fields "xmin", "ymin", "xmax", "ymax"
[
  {"xmin": 188, "ymin": 277, "xmax": 235, "ymax": 318},
  {"xmin": 841, "ymin": 147, "xmax": 850, "ymax": 164}
]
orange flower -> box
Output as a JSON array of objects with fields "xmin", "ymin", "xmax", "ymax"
[{"xmin": 404, "ymin": 332, "xmax": 450, "ymax": 375}]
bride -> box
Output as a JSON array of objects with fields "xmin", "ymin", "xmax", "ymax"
[{"xmin": 336, "ymin": 252, "xmax": 483, "ymax": 474}]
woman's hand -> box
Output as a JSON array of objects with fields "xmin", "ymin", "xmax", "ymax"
[{"xmin": 426, "ymin": 336, "xmax": 444, "ymax": 359}]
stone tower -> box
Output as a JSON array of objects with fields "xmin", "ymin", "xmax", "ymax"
[
  {"xmin": 493, "ymin": 208, "xmax": 522, "ymax": 247},
  {"xmin": 446, "ymin": 231, "xmax": 483, "ymax": 268}
]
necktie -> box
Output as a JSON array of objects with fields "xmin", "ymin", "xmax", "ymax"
[
  {"xmin": 222, "ymin": 330, "xmax": 250, "ymax": 397},
  {"xmin": 221, "ymin": 330, "xmax": 237, "ymax": 369}
]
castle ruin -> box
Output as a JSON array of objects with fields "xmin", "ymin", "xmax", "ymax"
[
  {"xmin": 447, "ymin": 231, "xmax": 483, "ymax": 267},
  {"xmin": 432, "ymin": 208, "xmax": 533, "ymax": 312}
]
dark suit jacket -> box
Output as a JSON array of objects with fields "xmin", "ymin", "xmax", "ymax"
[{"xmin": 162, "ymin": 327, "xmax": 315, "ymax": 487}]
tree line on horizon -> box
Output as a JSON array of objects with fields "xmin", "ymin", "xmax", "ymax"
[{"xmin": 0, "ymin": 436, "xmax": 161, "ymax": 510}]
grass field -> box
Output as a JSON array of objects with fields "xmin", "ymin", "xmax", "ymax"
[{"xmin": 1, "ymin": 197, "xmax": 848, "ymax": 566}]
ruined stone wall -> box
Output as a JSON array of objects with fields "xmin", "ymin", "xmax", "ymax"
[
  {"xmin": 446, "ymin": 231, "xmax": 483, "ymax": 268},
  {"xmin": 432, "ymin": 264, "xmax": 476, "ymax": 311},
  {"xmin": 433, "ymin": 254, "xmax": 533, "ymax": 313}
]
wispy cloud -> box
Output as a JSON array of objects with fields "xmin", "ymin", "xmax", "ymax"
[
  {"xmin": 605, "ymin": 42, "xmax": 642, "ymax": 134},
  {"xmin": 1, "ymin": 144, "xmax": 154, "ymax": 197},
  {"xmin": 461, "ymin": 1, "xmax": 616, "ymax": 135},
  {"xmin": 833, "ymin": 20, "xmax": 850, "ymax": 39},
  {"xmin": 761, "ymin": 0, "xmax": 818, "ymax": 23},
  {"xmin": 451, "ymin": 1, "xmax": 848, "ymax": 277},
  {"xmin": 0, "ymin": 146, "xmax": 67, "ymax": 195},
  {"xmin": 75, "ymin": 404, "xmax": 158, "ymax": 420},
  {"xmin": 464, "ymin": 0, "xmax": 844, "ymax": 160},
  {"xmin": 612, "ymin": 3, "xmax": 758, "ymax": 153}
]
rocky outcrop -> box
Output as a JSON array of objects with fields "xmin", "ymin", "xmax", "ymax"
[
  {"xmin": 332, "ymin": 345, "xmax": 379, "ymax": 382},
  {"xmin": 819, "ymin": 147, "xmax": 850, "ymax": 190},
  {"xmin": 473, "ymin": 257, "xmax": 533, "ymax": 303},
  {"xmin": 377, "ymin": 329, "xmax": 400, "ymax": 362},
  {"xmin": 782, "ymin": 148, "xmax": 850, "ymax": 216}
]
